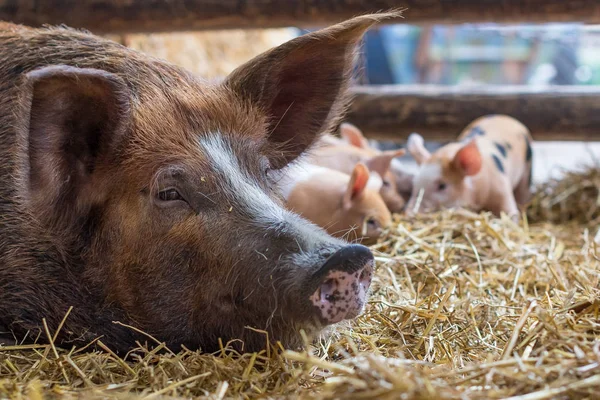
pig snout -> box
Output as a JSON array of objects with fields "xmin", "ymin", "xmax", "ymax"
[{"xmin": 307, "ymin": 244, "xmax": 374, "ymax": 324}]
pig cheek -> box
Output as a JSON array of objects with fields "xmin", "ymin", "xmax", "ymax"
[{"xmin": 115, "ymin": 207, "xmax": 206, "ymax": 289}]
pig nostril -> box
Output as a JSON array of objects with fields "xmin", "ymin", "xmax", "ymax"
[
  {"xmin": 321, "ymin": 278, "xmax": 336, "ymax": 302},
  {"xmin": 359, "ymin": 262, "xmax": 374, "ymax": 288}
]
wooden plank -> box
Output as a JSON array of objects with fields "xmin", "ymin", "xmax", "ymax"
[
  {"xmin": 346, "ymin": 85, "xmax": 600, "ymax": 142},
  {"xmin": 1, "ymin": 0, "xmax": 600, "ymax": 33}
]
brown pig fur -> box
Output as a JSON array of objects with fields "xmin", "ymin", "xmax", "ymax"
[{"xmin": 0, "ymin": 12, "xmax": 399, "ymax": 354}]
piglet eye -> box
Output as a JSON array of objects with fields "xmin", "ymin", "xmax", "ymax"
[
  {"xmin": 366, "ymin": 217, "xmax": 379, "ymax": 228},
  {"xmin": 158, "ymin": 188, "xmax": 183, "ymax": 202},
  {"xmin": 382, "ymin": 179, "xmax": 391, "ymax": 187},
  {"xmin": 437, "ymin": 182, "xmax": 447, "ymax": 191}
]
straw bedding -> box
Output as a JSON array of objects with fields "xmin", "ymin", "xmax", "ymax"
[{"xmin": 1, "ymin": 167, "xmax": 599, "ymax": 399}]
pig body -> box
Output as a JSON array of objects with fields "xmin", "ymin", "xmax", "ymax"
[
  {"xmin": 308, "ymin": 123, "xmax": 411, "ymax": 213},
  {"xmin": 278, "ymin": 161, "xmax": 391, "ymax": 244},
  {"xmin": 406, "ymin": 115, "xmax": 533, "ymax": 218},
  {"xmin": 0, "ymin": 14, "xmax": 399, "ymax": 354}
]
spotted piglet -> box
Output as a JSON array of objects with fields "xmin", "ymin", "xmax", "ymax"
[
  {"xmin": 406, "ymin": 114, "xmax": 533, "ymax": 219},
  {"xmin": 277, "ymin": 162, "xmax": 391, "ymax": 245}
]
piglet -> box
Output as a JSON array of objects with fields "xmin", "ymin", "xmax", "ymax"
[
  {"xmin": 278, "ymin": 161, "xmax": 391, "ymax": 245},
  {"xmin": 308, "ymin": 123, "xmax": 410, "ymax": 213},
  {"xmin": 338, "ymin": 123, "xmax": 415, "ymax": 204},
  {"xmin": 406, "ymin": 114, "xmax": 533, "ymax": 219}
]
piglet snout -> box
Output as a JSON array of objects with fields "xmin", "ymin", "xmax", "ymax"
[{"xmin": 309, "ymin": 244, "xmax": 374, "ymax": 324}]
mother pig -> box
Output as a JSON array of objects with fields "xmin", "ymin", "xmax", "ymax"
[{"xmin": 0, "ymin": 13, "xmax": 398, "ymax": 354}]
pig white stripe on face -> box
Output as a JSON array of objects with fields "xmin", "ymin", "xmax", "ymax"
[
  {"xmin": 199, "ymin": 134, "xmax": 289, "ymax": 227},
  {"xmin": 199, "ymin": 134, "xmax": 340, "ymax": 257}
]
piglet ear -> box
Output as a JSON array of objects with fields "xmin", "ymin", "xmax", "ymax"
[
  {"xmin": 340, "ymin": 123, "xmax": 369, "ymax": 149},
  {"xmin": 223, "ymin": 12, "xmax": 399, "ymax": 169},
  {"xmin": 343, "ymin": 162, "xmax": 370, "ymax": 209},
  {"xmin": 23, "ymin": 65, "xmax": 131, "ymax": 227},
  {"xmin": 453, "ymin": 140, "xmax": 482, "ymax": 176},
  {"xmin": 407, "ymin": 133, "xmax": 431, "ymax": 165},
  {"xmin": 365, "ymin": 148, "xmax": 405, "ymax": 177}
]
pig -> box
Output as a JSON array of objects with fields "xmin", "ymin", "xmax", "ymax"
[
  {"xmin": 0, "ymin": 12, "xmax": 400, "ymax": 354},
  {"xmin": 405, "ymin": 114, "xmax": 533, "ymax": 219},
  {"xmin": 277, "ymin": 161, "xmax": 391, "ymax": 245},
  {"xmin": 308, "ymin": 123, "xmax": 410, "ymax": 213},
  {"xmin": 338, "ymin": 123, "xmax": 416, "ymax": 204}
]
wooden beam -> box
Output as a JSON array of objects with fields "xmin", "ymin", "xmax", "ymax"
[
  {"xmin": 346, "ymin": 85, "xmax": 600, "ymax": 142},
  {"xmin": 2, "ymin": 0, "xmax": 600, "ymax": 33}
]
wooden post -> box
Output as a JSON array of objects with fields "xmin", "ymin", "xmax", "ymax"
[
  {"xmin": 346, "ymin": 85, "xmax": 600, "ymax": 142},
  {"xmin": 2, "ymin": 0, "xmax": 600, "ymax": 33}
]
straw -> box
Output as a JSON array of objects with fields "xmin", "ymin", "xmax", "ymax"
[{"xmin": 1, "ymin": 168, "xmax": 600, "ymax": 399}]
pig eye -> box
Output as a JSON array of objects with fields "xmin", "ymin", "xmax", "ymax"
[
  {"xmin": 157, "ymin": 188, "xmax": 184, "ymax": 202},
  {"xmin": 366, "ymin": 217, "xmax": 379, "ymax": 228},
  {"xmin": 437, "ymin": 182, "xmax": 447, "ymax": 191},
  {"xmin": 382, "ymin": 179, "xmax": 391, "ymax": 187}
]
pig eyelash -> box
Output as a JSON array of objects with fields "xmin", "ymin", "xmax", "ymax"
[
  {"xmin": 158, "ymin": 188, "xmax": 183, "ymax": 202},
  {"xmin": 154, "ymin": 187, "xmax": 191, "ymax": 208}
]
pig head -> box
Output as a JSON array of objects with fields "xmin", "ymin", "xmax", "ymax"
[{"xmin": 0, "ymin": 13, "xmax": 400, "ymax": 354}]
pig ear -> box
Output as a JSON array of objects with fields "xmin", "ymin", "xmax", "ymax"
[
  {"xmin": 453, "ymin": 140, "xmax": 482, "ymax": 176},
  {"xmin": 22, "ymin": 65, "xmax": 131, "ymax": 225},
  {"xmin": 343, "ymin": 162, "xmax": 370, "ymax": 209},
  {"xmin": 407, "ymin": 133, "xmax": 431, "ymax": 165},
  {"xmin": 223, "ymin": 13, "xmax": 398, "ymax": 169},
  {"xmin": 365, "ymin": 148, "xmax": 406, "ymax": 177},
  {"xmin": 340, "ymin": 123, "xmax": 369, "ymax": 149}
]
